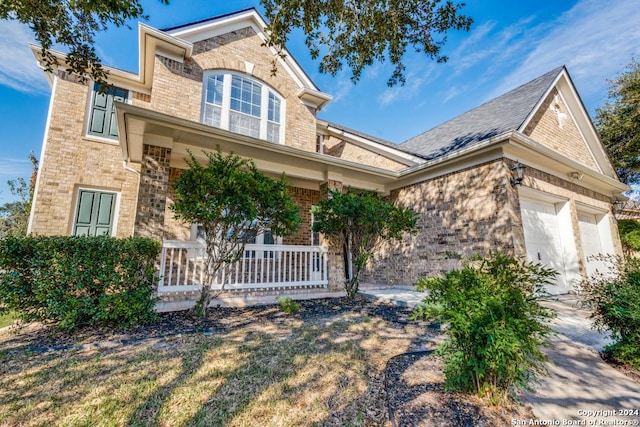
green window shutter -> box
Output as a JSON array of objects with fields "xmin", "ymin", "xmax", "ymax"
[
  {"xmin": 73, "ymin": 190, "xmax": 116, "ymax": 236},
  {"xmin": 88, "ymin": 84, "xmax": 128, "ymax": 139}
]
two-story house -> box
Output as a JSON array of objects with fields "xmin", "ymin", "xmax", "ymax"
[{"xmin": 27, "ymin": 8, "xmax": 628, "ymax": 306}]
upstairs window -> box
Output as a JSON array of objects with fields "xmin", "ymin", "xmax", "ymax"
[
  {"xmin": 87, "ymin": 83, "xmax": 128, "ymax": 140},
  {"xmin": 202, "ymin": 72, "xmax": 283, "ymax": 143}
]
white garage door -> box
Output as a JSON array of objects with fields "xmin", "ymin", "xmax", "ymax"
[
  {"xmin": 520, "ymin": 199, "xmax": 570, "ymax": 294},
  {"xmin": 578, "ymin": 212, "xmax": 607, "ymax": 278}
]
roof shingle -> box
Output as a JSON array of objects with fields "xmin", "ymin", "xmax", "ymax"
[{"xmin": 399, "ymin": 66, "xmax": 565, "ymax": 160}]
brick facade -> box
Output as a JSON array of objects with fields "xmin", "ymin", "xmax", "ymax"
[
  {"xmin": 29, "ymin": 13, "xmax": 624, "ymax": 304},
  {"xmin": 29, "ymin": 75, "xmax": 142, "ymax": 237},
  {"xmin": 523, "ymin": 89, "xmax": 599, "ymax": 171},
  {"xmin": 323, "ymin": 135, "xmax": 407, "ymax": 171},
  {"xmin": 150, "ymin": 27, "xmax": 317, "ymax": 152},
  {"xmin": 362, "ymin": 160, "xmax": 518, "ymax": 285}
]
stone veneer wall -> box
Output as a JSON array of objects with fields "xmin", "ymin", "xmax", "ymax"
[
  {"xmin": 361, "ymin": 159, "xmax": 519, "ymax": 286},
  {"xmin": 29, "ymin": 72, "xmax": 150, "ymax": 237},
  {"xmin": 134, "ymin": 145, "xmax": 171, "ymax": 239},
  {"xmin": 149, "ymin": 27, "xmax": 318, "ymax": 152}
]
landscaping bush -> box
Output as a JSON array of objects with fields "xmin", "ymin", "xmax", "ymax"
[
  {"xmin": 0, "ymin": 235, "xmax": 160, "ymax": 330},
  {"xmin": 412, "ymin": 252, "xmax": 557, "ymax": 401},
  {"xmin": 277, "ymin": 296, "xmax": 300, "ymax": 315},
  {"xmin": 578, "ymin": 255, "xmax": 640, "ymax": 367}
]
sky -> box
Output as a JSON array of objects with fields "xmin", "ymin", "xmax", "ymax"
[{"xmin": 0, "ymin": 0, "xmax": 639, "ymax": 205}]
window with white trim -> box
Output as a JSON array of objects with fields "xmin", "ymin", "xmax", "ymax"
[{"xmin": 202, "ymin": 72, "xmax": 283, "ymax": 143}]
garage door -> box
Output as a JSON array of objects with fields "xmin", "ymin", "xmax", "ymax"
[
  {"xmin": 520, "ymin": 199, "xmax": 570, "ymax": 294},
  {"xmin": 578, "ymin": 213, "xmax": 607, "ymax": 278}
]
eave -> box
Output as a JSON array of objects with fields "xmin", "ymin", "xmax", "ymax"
[{"xmin": 115, "ymin": 102, "xmax": 397, "ymax": 193}]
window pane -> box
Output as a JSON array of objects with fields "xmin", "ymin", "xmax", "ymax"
[
  {"xmin": 267, "ymin": 122, "xmax": 280, "ymax": 143},
  {"xmin": 203, "ymin": 104, "xmax": 221, "ymax": 128},
  {"xmin": 229, "ymin": 111, "xmax": 260, "ymax": 138},
  {"xmin": 206, "ymin": 75, "xmax": 223, "ymax": 106},
  {"xmin": 268, "ymin": 92, "xmax": 281, "ymax": 123},
  {"xmin": 230, "ymin": 76, "xmax": 261, "ymax": 118}
]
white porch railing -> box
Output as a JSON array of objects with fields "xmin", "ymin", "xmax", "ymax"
[{"xmin": 158, "ymin": 240, "xmax": 329, "ymax": 294}]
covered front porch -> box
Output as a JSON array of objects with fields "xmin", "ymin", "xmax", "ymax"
[{"xmin": 115, "ymin": 102, "xmax": 403, "ymax": 297}]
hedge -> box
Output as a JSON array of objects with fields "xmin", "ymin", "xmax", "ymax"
[{"xmin": 0, "ymin": 235, "xmax": 160, "ymax": 330}]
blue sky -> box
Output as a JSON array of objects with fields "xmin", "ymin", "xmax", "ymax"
[{"xmin": 0, "ymin": 0, "xmax": 639, "ymax": 205}]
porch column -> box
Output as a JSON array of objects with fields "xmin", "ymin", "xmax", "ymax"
[
  {"xmin": 134, "ymin": 144, "xmax": 171, "ymax": 239},
  {"xmin": 320, "ymin": 180, "xmax": 346, "ymax": 292}
]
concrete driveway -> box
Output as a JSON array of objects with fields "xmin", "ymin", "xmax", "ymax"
[{"xmin": 521, "ymin": 295, "xmax": 640, "ymax": 425}]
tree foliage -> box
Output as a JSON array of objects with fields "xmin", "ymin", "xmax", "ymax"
[
  {"xmin": 170, "ymin": 149, "xmax": 300, "ymax": 315},
  {"xmin": 3, "ymin": 1, "xmax": 471, "ymax": 87},
  {"xmin": 312, "ymin": 189, "xmax": 417, "ymax": 299},
  {"xmin": 596, "ymin": 58, "xmax": 640, "ymax": 185},
  {"xmin": 262, "ymin": 0, "xmax": 472, "ymax": 86},
  {"xmin": 412, "ymin": 252, "xmax": 557, "ymax": 401},
  {"xmin": 0, "ymin": 153, "xmax": 38, "ymax": 238},
  {"xmin": 617, "ymin": 219, "xmax": 640, "ymax": 255},
  {"xmin": 0, "ymin": 0, "xmax": 168, "ymax": 85}
]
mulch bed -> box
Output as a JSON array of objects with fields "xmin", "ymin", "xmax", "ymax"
[{"xmin": 1, "ymin": 297, "xmax": 537, "ymax": 426}]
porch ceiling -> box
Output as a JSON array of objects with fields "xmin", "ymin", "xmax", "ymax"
[{"xmin": 115, "ymin": 102, "xmax": 397, "ymax": 193}]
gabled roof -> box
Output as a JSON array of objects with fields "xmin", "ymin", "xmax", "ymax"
[
  {"xmin": 400, "ymin": 66, "xmax": 564, "ymax": 160},
  {"xmin": 163, "ymin": 8, "xmax": 332, "ymax": 110}
]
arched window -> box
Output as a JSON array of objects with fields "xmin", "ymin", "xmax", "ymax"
[{"xmin": 202, "ymin": 72, "xmax": 284, "ymax": 143}]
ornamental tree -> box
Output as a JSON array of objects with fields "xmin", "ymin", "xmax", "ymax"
[
  {"xmin": 312, "ymin": 189, "xmax": 418, "ymax": 299},
  {"xmin": 171, "ymin": 149, "xmax": 300, "ymax": 315},
  {"xmin": 596, "ymin": 58, "xmax": 640, "ymax": 185}
]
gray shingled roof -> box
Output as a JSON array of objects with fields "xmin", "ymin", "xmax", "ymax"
[{"xmin": 399, "ymin": 66, "xmax": 565, "ymax": 160}]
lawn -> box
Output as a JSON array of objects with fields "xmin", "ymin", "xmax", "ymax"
[
  {"xmin": 0, "ymin": 299, "xmax": 534, "ymax": 426},
  {"xmin": 0, "ymin": 311, "xmax": 18, "ymax": 328}
]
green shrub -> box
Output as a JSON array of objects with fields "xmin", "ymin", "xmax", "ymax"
[
  {"xmin": 412, "ymin": 252, "xmax": 557, "ymax": 401},
  {"xmin": 617, "ymin": 219, "xmax": 640, "ymax": 254},
  {"xmin": 0, "ymin": 235, "xmax": 160, "ymax": 330},
  {"xmin": 277, "ymin": 296, "xmax": 300, "ymax": 315},
  {"xmin": 578, "ymin": 255, "xmax": 640, "ymax": 367}
]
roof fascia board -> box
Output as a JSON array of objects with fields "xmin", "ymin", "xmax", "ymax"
[
  {"xmin": 115, "ymin": 101, "xmax": 398, "ymax": 180},
  {"xmin": 518, "ymin": 68, "xmax": 564, "ymax": 133},
  {"xmin": 319, "ymin": 122, "xmax": 424, "ymax": 166},
  {"xmin": 30, "ymin": 23, "xmax": 193, "ymax": 94},
  {"xmin": 506, "ymin": 132, "xmax": 628, "ymax": 194},
  {"xmin": 555, "ymin": 72, "xmax": 618, "ymax": 177}
]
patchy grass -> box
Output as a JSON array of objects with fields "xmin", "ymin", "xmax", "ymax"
[
  {"xmin": 0, "ymin": 308, "xmax": 427, "ymax": 426},
  {"xmin": 0, "ymin": 312, "xmax": 18, "ymax": 329}
]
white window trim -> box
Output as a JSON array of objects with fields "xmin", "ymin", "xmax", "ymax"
[
  {"xmin": 201, "ymin": 70, "xmax": 285, "ymax": 144},
  {"xmin": 84, "ymin": 82, "xmax": 131, "ymax": 144},
  {"xmin": 71, "ymin": 187, "xmax": 120, "ymax": 237}
]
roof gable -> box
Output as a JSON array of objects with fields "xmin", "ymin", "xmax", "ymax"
[
  {"xmin": 162, "ymin": 8, "xmax": 331, "ymax": 110},
  {"xmin": 399, "ymin": 66, "xmax": 563, "ymax": 160}
]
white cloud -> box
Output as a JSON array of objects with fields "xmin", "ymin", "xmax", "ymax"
[
  {"xmin": 0, "ymin": 158, "xmax": 32, "ymax": 177},
  {"xmin": 0, "ymin": 20, "xmax": 49, "ymax": 93},
  {"xmin": 492, "ymin": 0, "xmax": 640, "ymax": 102}
]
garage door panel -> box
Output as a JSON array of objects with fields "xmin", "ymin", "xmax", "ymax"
[{"xmin": 520, "ymin": 198, "xmax": 569, "ymax": 294}]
